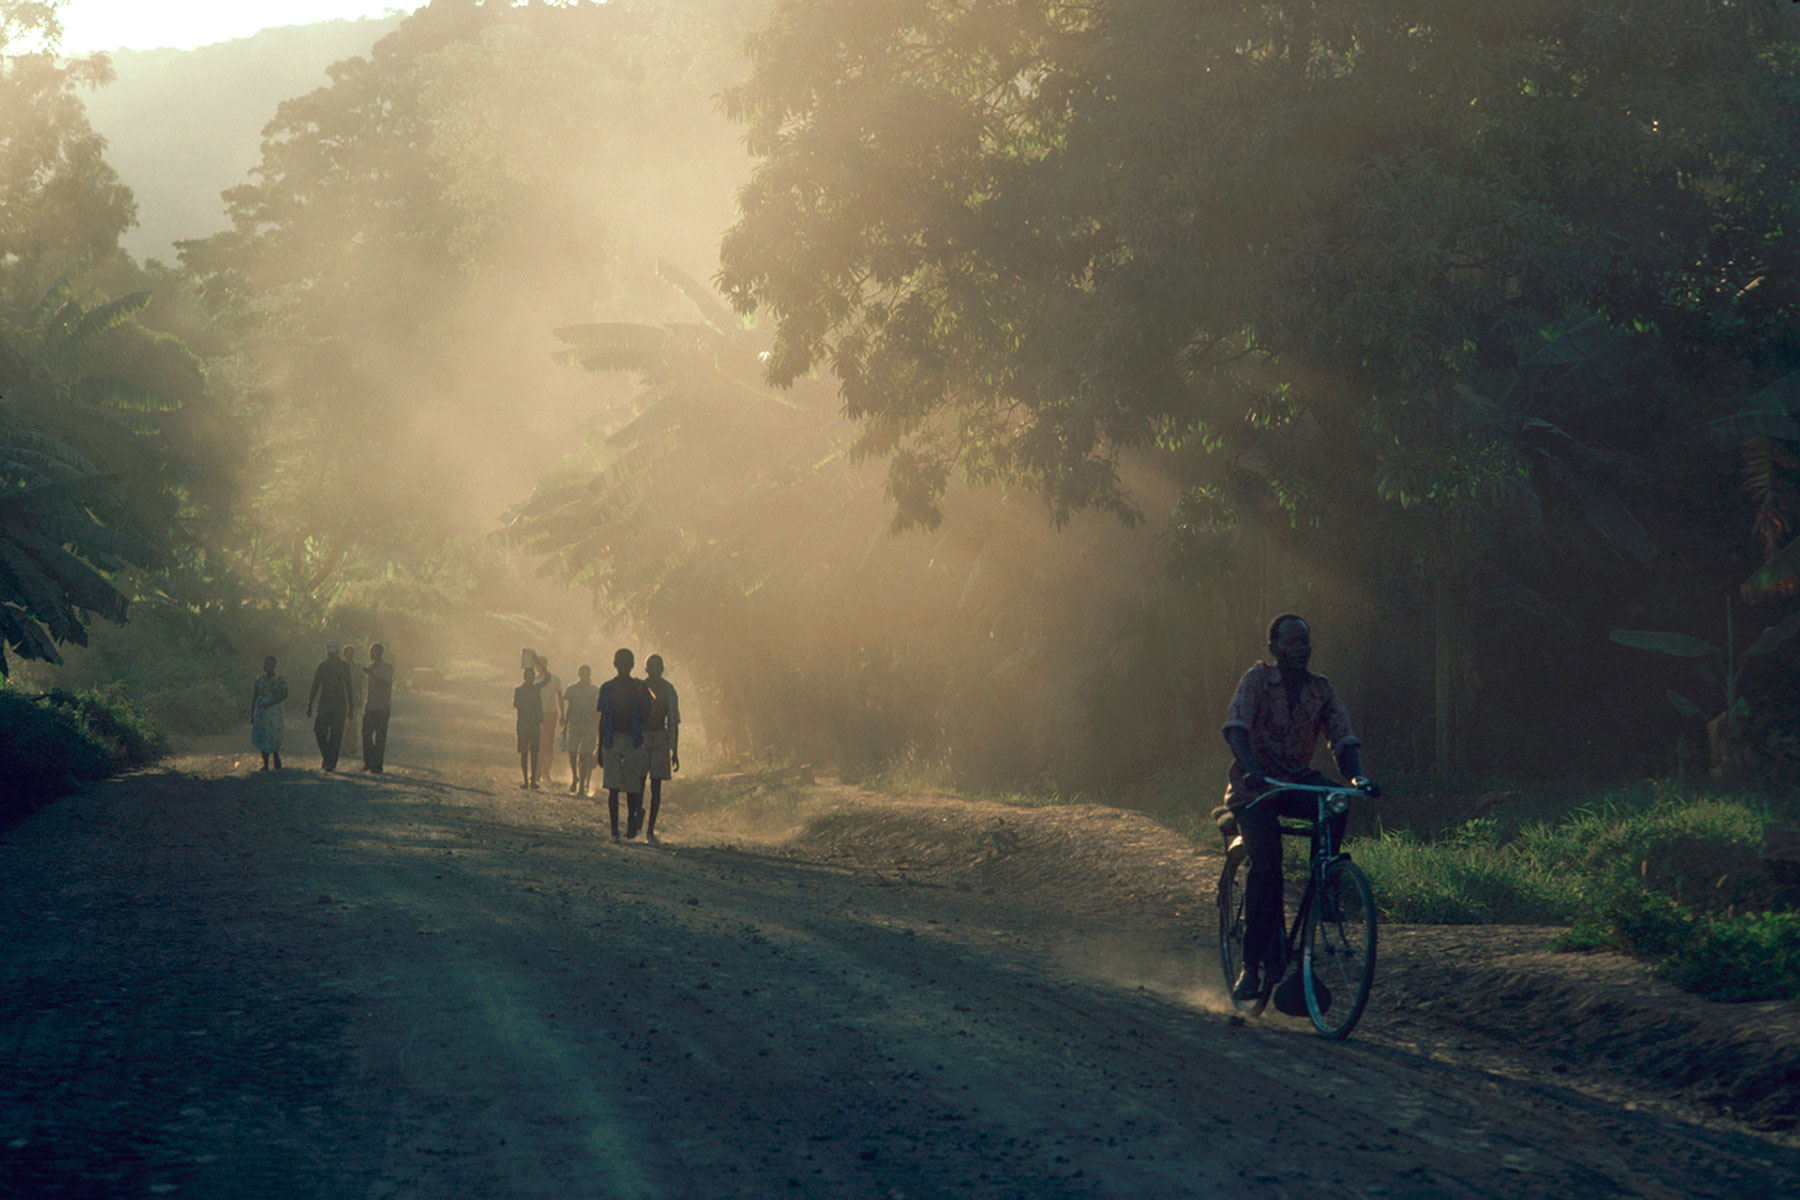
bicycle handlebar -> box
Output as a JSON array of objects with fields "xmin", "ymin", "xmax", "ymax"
[{"xmin": 1228, "ymin": 779, "xmax": 1372, "ymax": 814}]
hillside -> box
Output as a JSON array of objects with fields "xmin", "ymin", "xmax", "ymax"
[{"xmin": 81, "ymin": 17, "xmax": 403, "ymax": 262}]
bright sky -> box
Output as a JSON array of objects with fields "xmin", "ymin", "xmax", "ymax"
[{"xmin": 58, "ymin": 1, "xmax": 412, "ymax": 54}]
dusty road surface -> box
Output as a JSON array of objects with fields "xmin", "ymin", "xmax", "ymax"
[{"xmin": 4, "ymin": 686, "xmax": 1798, "ymax": 1198}]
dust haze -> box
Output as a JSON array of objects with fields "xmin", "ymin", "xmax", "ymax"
[{"xmin": 71, "ymin": 1, "xmax": 1366, "ymax": 792}]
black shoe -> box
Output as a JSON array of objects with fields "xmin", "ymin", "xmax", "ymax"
[
  {"xmin": 626, "ymin": 810, "xmax": 643, "ymax": 839},
  {"xmin": 1231, "ymin": 965, "xmax": 1263, "ymax": 1002}
]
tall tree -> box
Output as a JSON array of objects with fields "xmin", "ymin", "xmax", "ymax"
[
  {"xmin": 0, "ymin": 1, "xmax": 162, "ymax": 673},
  {"xmin": 719, "ymin": 0, "xmax": 1800, "ymax": 774}
]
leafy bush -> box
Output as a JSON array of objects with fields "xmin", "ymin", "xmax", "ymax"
[
  {"xmin": 1660, "ymin": 912, "xmax": 1800, "ymax": 1002},
  {"xmin": 0, "ymin": 691, "xmax": 116, "ymax": 826},
  {"xmin": 39, "ymin": 685, "xmax": 166, "ymax": 766},
  {"xmin": 1529, "ymin": 797, "xmax": 1782, "ymax": 915}
]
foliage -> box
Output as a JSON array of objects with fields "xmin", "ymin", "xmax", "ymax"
[
  {"xmin": 1353, "ymin": 787, "xmax": 1789, "ymax": 926},
  {"xmin": 721, "ymin": 0, "xmax": 1800, "ymax": 531},
  {"xmin": 0, "ymin": 9, "xmax": 236, "ymax": 678},
  {"xmin": 1354, "ymin": 824, "xmax": 1581, "ymax": 925},
  {"xmin": 717, "ymin": 0, "xmax": 1800, "ymax": 777},
  {"xmin": 1658, "ymin": 911, "xmax": 1800, "ymax": 1003},
  {"xmin": 0, "ymin": 2, "xmax": 135, "ymax": 279},
  {"xmin": 0, "ymin": 686, "xmax": 120, "ymax": 827},
  {"xmin": 1612, "ymin": 603, "xmax": 1800, "ymax": 732},
  {"xmin": 1712, "ymin": 370, "xmax": 1800, "ymax": 601},
  {"xmin": 36, "ymin": 682, "xmax": 164, "ymax": 765},
  {"xmin": 178, "ymin": 0, "xmax": 763, "ymax": 616}
]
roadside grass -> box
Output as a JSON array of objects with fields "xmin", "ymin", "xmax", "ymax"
[
  {"xmin": 851, "ymin": 760, "xmax": 1800, "ymax": 1002},
  {"xmin": 682, "ymin": 769, "xmax": 812, "ymax": 828},
  {"xmin": 0, "ymin": 685, "xmax": 166, "ymax": 828}
]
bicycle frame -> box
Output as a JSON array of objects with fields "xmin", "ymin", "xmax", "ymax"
[{"xmin": 1231, "ymin": 780, "xmax": 1366, "ymax": 971}]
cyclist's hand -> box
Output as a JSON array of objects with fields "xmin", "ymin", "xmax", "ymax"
[{"xmin": 1352, "ymin": 776, "xmax": 1381, "ymax": 798}]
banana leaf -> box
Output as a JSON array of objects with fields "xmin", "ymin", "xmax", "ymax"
[
  {"xmin": 76, "ymin": 376, "xmax": 180, "ymax": 413},
  {"xmin": 1742, "ymin": 608, "xmax": 1800, "ymax": 659},
  {"xmin": 1610, "ymin": 630, "xmax": 1720, "ymax": 658},
  {"xmin": 1742, "ymin": 537, "xmax": 1800, "ymax": 602}
]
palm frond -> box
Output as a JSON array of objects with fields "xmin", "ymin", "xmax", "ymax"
[
  {"xmin": 3, "ymin": 527, "xmax": 132, "ymax": 622},
  {"xmin": 77, "ymin": 376, "xmax": 180, "ymax": 413},
  {"xmin": 51, "ymin": 291, "xmax": 152, "ymax": 356},
  {"xmin": 0, "ymin": 541, "xmax": 84, "ymax": 640},
  {"xmin": 655, "ymin": 259, "xmax": 741, "ymax": 340}
]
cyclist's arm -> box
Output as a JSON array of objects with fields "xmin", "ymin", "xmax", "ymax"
[
  {"xmin": 1332, "ymin": 742, "xmax": 1379, "ymax": 796},
  {"xmin": 1224, "ymin": 727, "xmax": 1268, "ymax": 790}
]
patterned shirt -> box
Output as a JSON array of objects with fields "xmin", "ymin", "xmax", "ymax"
[{"xmin": 1221, "ymin": 662, "xmax": 1358, "ymax": 779}]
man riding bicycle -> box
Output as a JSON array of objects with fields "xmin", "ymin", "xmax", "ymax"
[{"xmin": 1221, "ymin": 614, "xmax": 1378, "ymax": 1003}]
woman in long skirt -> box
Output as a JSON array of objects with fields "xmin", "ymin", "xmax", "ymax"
[{"xmin": 252, "ymin": 655, "xmax": 288, "ymax": 771}]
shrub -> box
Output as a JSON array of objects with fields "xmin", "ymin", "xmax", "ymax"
[
  {"xmin": 0, "ymin": 691, "xmax": 115, "ymax": 826},
  {"xmin": 1660, "ymin": 912, "xmax": 1800, "ymax": 1002},
  {"xmin": 1529, "ymin": 797, "xmax": 1781, "ymax": 915},
  {"xmin": 40, "ymin": 685, "xmax": 166, "ymax": 766}
]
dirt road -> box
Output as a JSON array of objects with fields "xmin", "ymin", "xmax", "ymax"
[{"xmin": 4, "ymin": 687, "xmax": 1797, "ymax": 1197}]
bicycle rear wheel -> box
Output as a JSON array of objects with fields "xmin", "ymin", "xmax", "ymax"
[
  {"xmin": 1217, "ymin": 846, "xmax": 1268, "ymax": 1015},
  {"xmin": 1302, "ymin": 858, "xmax": 1376, "ymax": 1038}
]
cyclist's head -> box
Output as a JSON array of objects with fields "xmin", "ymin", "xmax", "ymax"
[
  {"xmin": 1267, "ymin": 613, "xmax": 1308, "ymax": 646},
  {"xmin": 1268, "ymin": 614, "xmax": 1311, "ymax": 672}
]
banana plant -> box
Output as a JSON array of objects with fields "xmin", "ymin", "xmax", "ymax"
[
  {"xmin": 0, "ymin": 402, "xmax": 154, "ymax": 676},
  {"xmin": 1611, "ymin": 600, "xmax": 1800, "ymax": 736},
  {"xmin": 1710, "ymin": 369, "xmax": 1800, "ymax": 602}
]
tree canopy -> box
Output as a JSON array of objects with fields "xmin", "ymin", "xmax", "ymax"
[{"xmin": 721, "ymin": 0, "xmax": 1800, "ymax": 534}]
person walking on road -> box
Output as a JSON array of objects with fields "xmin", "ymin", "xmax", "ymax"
[
  {"xmin": 338, "ymin": 643, "xmax": 363, "ymax": 756},
  {"xmin": 306, "ymin": 642, "xmax": 355, "ymax": 771},
  {"xmin": 534, "ymin": 654, "xmax": 565, "ymax": 787},
  {"xmin": 563, "ymin": 664, "xmax": 600, "ymax": 796},
  {"xmin": 597, "ymin": 647, "xmax": 649, "ymax": 841},
  {"xmin": 642, "ymin": 654, "xmax": 681, "ymax": 844},
  {"xmin": 362, "ymin": 643, "xmax": 395, "ymax": 772},
  {"xmin": 514, "ymin": 661, "xmax": 552, "ymax": 789},
  {"xmin": 251, "ymin": 655, "xmax": 288, "ymax": 771}
]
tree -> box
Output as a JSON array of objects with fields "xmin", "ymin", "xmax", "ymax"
[
  {"xmin": 719, "ymin": 0, "xmax": 1800, "ymax": 774},
  {"xmin": 0, "ymin": 3, "xmax": 166, "ymax": 674},
  {"xmin": 179, "ymin": 0, "xmax": 762, "ymax": 603}
]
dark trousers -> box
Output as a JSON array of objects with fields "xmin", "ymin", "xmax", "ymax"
[
  {"xmin": 362, "ymin": 708, "xmax": 390, "ymax": 772},
  {"xmin": 1239, "ymin": 770, "xmax": 1346, "ymax": 970},
  {"xmin": 314, "ymin": 710, "xmax": 345, "ymax": 770}
]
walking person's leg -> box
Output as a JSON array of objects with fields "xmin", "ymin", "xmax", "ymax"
[
  {"xmin": 317, "ymin": 713, "xmax": 342, "ymax": 771},
  {"xmin": 368, "ymin": 710, "xmax": 388, "ymax": 772},
  {"xmin": 539, "ymin": 716, "xmax": 558, "ymax": 786},
  {"xmin": 607, "ymin": 790, "xmax": 621, "ymax": 840}
]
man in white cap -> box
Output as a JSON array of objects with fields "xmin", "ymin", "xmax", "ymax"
[{"xmin": 306, "ymin": 642, "xmax": 355, "ymax": 771}]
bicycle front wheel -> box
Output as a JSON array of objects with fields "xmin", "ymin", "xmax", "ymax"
[
  {"xmin": 1217, "ymin": 845, "xmax": 1268, "ymax": 1016},
  {"xmin": 1302, "ymin": 858, "xmax": 1377, "ymax": 1039}
]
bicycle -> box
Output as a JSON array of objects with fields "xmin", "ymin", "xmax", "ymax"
[{"xmin": 1215, "ymin": 779, "xmax": 1378, "ymax": 1039}]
